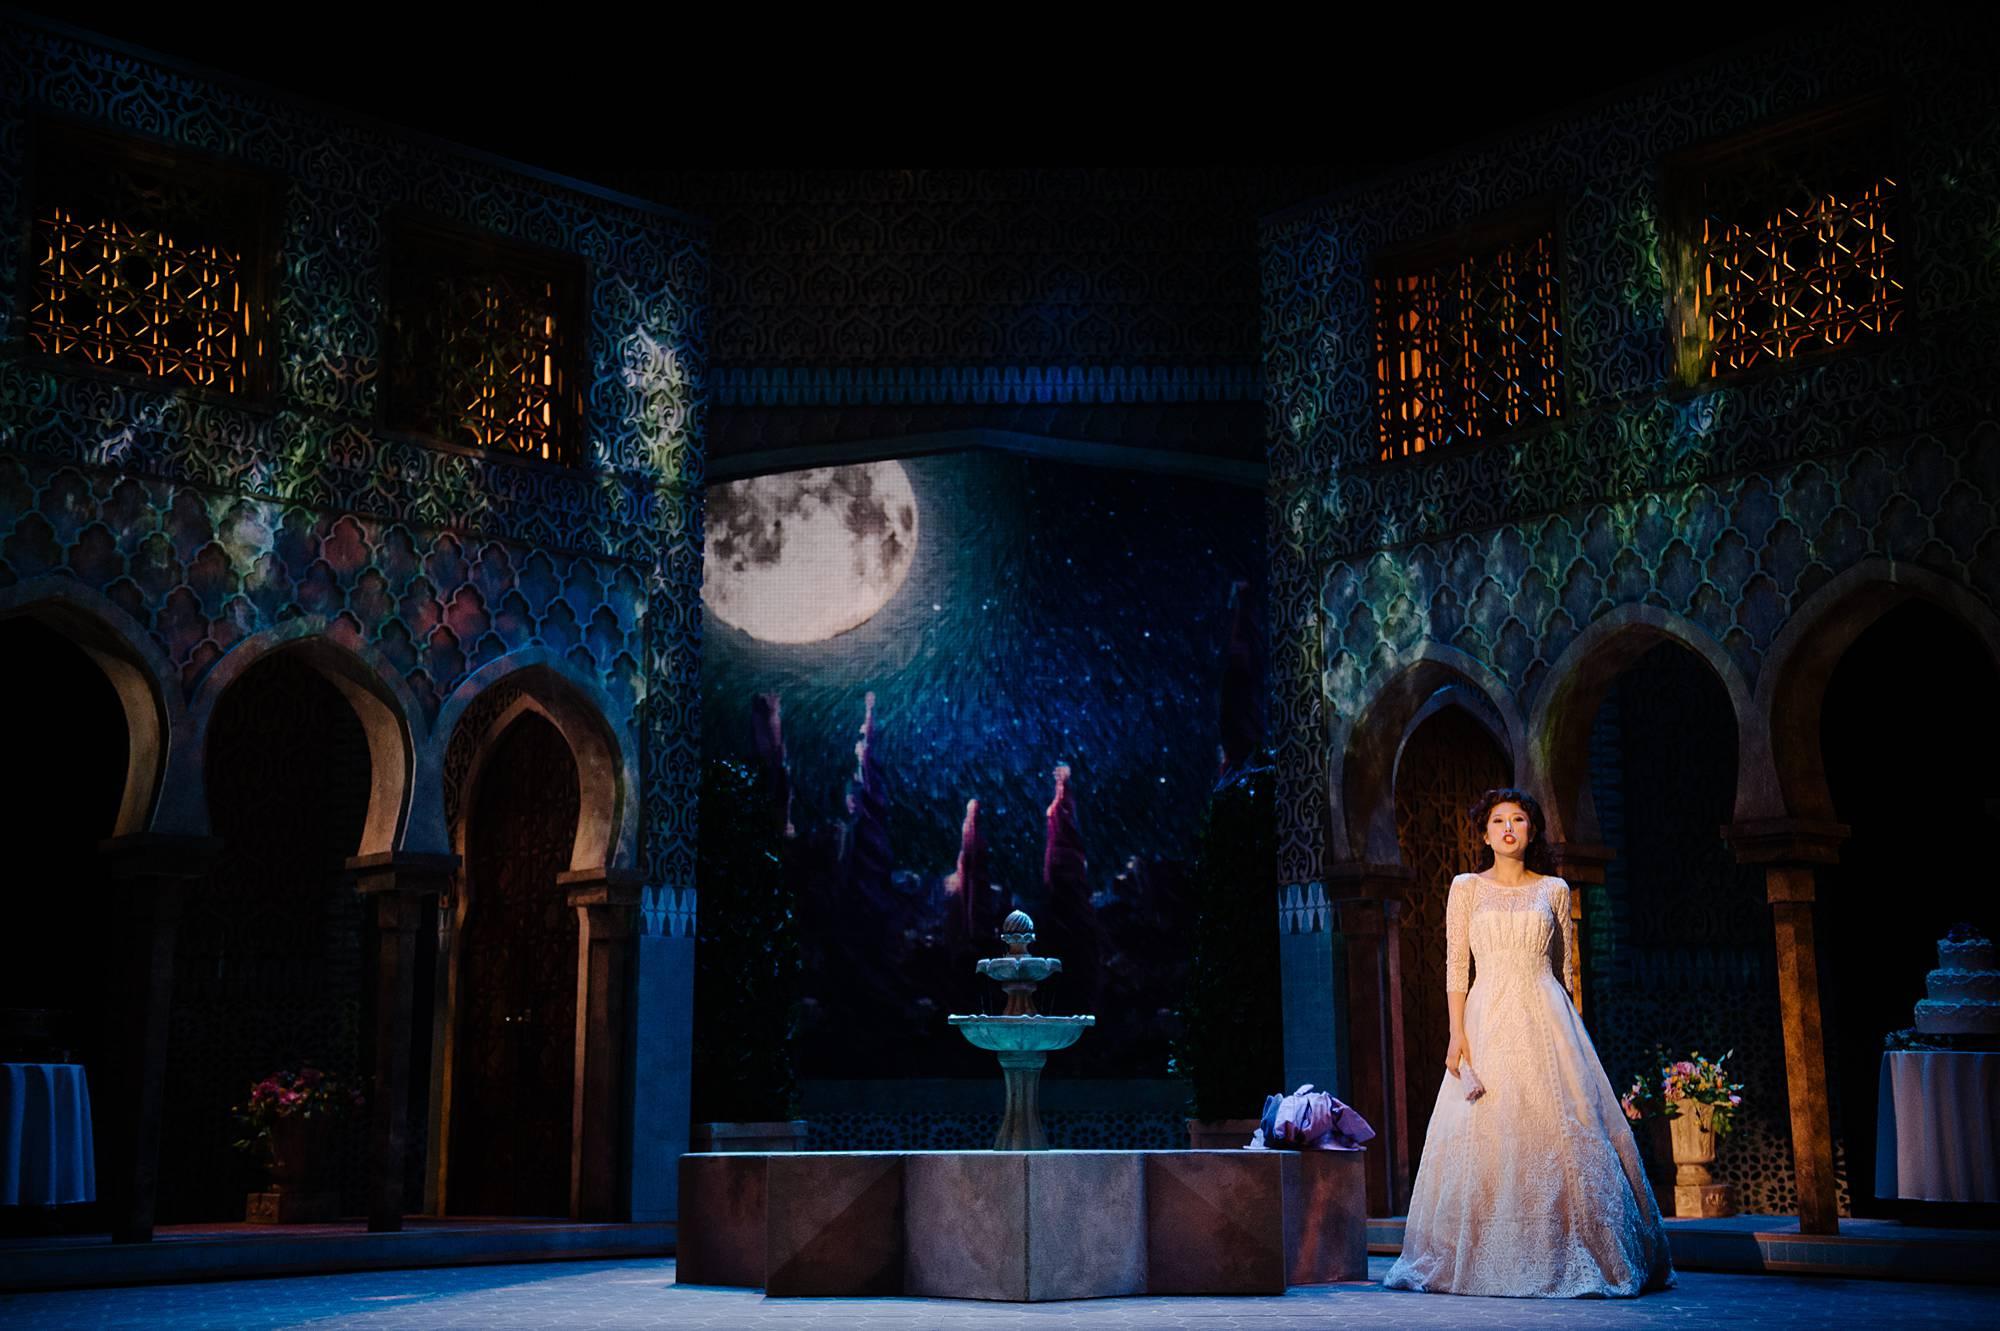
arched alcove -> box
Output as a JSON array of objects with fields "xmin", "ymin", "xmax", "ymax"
[
  {"xmin": 1817, "ymin": 600, "xmax": 2000, "ymax": 1218},
  {"xmin": 1527, "ymin": 607, "xmax": 1758, "ymax": 847},
  {"xmin": 422, "ymin": 653, "xmax": 630, "ymax": 1218},
  {"xmin": 163, "ymin": 651, "xmax": 376, "ymax": 1220},
  {"xmin": 1577, "ymin": 641, "xmax": 1789, "ymax": 1212},
  {"xmin": 444, "ymin": 710, "xmax": 583, "ymax": 1216},
  {"xmin": 0, "ymin": 616, "xmax": 132, "ymax": 1190},
  {"xmin": 1391, "ymin": 703, "xmax": 1509, "ymax": 1185}
]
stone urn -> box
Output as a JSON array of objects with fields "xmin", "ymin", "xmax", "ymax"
[
  {"xmin": 246, "ymin": 1114, "xmax": 338, "ymax": 1224},
  {"xmin": 1668, "ymin": 1102, "xmax": 1735, "ymax": 1218}
]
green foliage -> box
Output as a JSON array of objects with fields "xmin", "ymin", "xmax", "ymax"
[
  {"xmin": 1659, "ymin": 232, "xmax": 1712, "ymax": 390},
  {"xmin": 1169, "ymin": 758, "xmax": 1284, "ymax": 1122},
  {"xmin": 692, "ymin": 757, "xmax": 801, "ymax": 1123}
]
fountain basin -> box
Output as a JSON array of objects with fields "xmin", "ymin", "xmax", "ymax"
[
  {"xmin": 947, "ymin": 1014, "xmax": 1094, "ymax": 1053},
  {"xmin": 975, "ymin": 955, "xmax": 1061, "ymax": 984}
]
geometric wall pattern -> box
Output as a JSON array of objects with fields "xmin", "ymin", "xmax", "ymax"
[
  {"xmin": 1263, "ymin": 27, "xmax": 2000, "ymax": 1214},
  {"xmin": 0, "ymin": 25, "xmax": 707, "ymax": 924}
]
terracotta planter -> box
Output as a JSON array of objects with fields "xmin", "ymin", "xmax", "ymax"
[
  {"xmin": 246, "ymin": 1113, "xmax": 339, "ymax": 1223},
  {"xmin": 1185, "ymin": 1117, "xmax": 1262, "ymax": 1150},
  {"xmin": 268, "ymin": 1113, "xmax": 333, "ymax": 1189},
  {"xmin": 692, "ymin": 1120, "xmax": 809, "ymax": 1153},
  {"xmin": 1667, "ymin": 1102, "xmax": 1735, "ymax": 1218}
]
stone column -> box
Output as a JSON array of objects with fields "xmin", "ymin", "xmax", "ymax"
[
  {"xmin": 99, "ymin": 833, "xmax": 219, "ymax": 1244},
  {"xmin": 348, "ymin": 852, "xmax": 453, "ymax": 1233},
  {"xmin": 561, "ymin": 867, "xmax": 643, "ymax": 1221},
  {"xmin": 1724, "ymin": 818, "xmax": 1846, "ymax": 1236},
  {"xmin": 1329, "ymin": 860, "xmax": 1415, "ymax": 1217},
  {"xmin": 1545, "ymin": 841, "xmax": 1613, "ymax": 1017}
]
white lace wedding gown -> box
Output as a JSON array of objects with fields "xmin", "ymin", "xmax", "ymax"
[{"xmin": 1383, "ymin": 873, "xmax": 1675, "ymax": 1298}]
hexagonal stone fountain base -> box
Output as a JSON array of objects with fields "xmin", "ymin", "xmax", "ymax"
[{"xmin": 676, "ymin": 1147, "xmax": 1367, "ymax": 1300}]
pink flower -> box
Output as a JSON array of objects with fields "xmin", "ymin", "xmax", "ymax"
[{"xmin": 1728, "ymin": 1094, "xmax": 1742, "ymax": 1105}]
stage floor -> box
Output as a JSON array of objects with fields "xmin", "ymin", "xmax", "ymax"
[
  {"xmin": 0, "ymin": 1216, "xmax": 675, "ymax": 1293},
  {"xmin": 1372, "ymin": 1214, "xmax": 2000, "ymax": 1285},
  {"xmin": 2, "ymin": 1256, "xmax": 1997, "ymax": 1330}
]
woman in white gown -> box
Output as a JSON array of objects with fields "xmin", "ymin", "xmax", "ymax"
[{"xmin": 1383, "ymin": 788, "xmax": 1674, "ymax": 1298}]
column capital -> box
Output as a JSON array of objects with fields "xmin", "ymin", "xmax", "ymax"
[
  {"xmin": 559, "ymin": 866, "xmax": 645, "ymax": 910},
  {"xmin": 99, "ymin": 833, "xmax": 222, "ymax": 880},
  {"xmin": 1721, "ymin": 818, "xmax": 1849, "ymax": 867},
  {"xmin": 1545, "ymin": 841, "xmax": 1615, "ymax": 884},
  {"xmin": 347, "ymin": 851, "xmax": 457, "ymax": 896},
  {"xmin": 1324, "ymin": 860, "xmax": 1415, "ymax": 902}
]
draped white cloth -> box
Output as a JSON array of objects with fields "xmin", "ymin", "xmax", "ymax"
[
  {"xmin": 1, "ymin": 1062, "xmax": 97, "ymax": 1206},
  {"xmin": 1384, "ymin": 874, "xmax": 1675, "ymax": 1298},
  {"xmin": 1876, "ymin": 1050, "xmax": 2000, "ymax": 1202}
]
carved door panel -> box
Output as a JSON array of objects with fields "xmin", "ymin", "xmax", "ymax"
[
  {"xmin": 1394, "ymin": 707, "xmax": 1508, "ymax": 1187},
  {"xmin": 450, "ymin": 713, "xmax": 580, "ymax": 1217}
]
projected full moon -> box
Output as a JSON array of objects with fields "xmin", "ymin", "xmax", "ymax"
[{"xmin": 703, "ymin": 462, "xmax": 920, "ymax": 644}]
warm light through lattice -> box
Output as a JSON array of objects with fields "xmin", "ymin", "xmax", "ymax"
[
  {"xmin": 1372, "ymin": 232, "xmax": 1563, "ymax": 463},
  {"xmin": 391, "ymin": 252, "xmax": 579, "ymax": 466},
  {"xmin": 29, "ymin": 206, "xmax": 260, "ymax": 393},
  {"xmin": 1696, "ymin": 177, "xmax": 1902, "ymax": 376},
  {"xmin": 446, "ymin": 279, "xmax": 569, "ymax": 461}
]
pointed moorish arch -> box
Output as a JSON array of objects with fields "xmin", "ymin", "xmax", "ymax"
[
  {"xmin": 181, "ymin": 620, "xmax": 425, "ymax": 855},
  {"xmin": 1757, "ymin": 558, "xmax": 2000, "ymax": 823},
  {"xmin": 1526, "ymin": 604, "xmax": 1763, "ymax": 846},
  {"xmin": 419, "ymin": 647, "xmax": 636, "ymax": 1217},
  {"xmin": 0, "ymin": 576, "xmax": 182, "ymax": 837},
  {"xmin": 421, "ymin": 647, "xmax": 635, "ymax": 872},
  {"xmin": 1333, "ymin": 644, "xmax": 1527, "ymax": 866}
]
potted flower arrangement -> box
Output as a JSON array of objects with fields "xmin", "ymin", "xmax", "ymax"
[
  {"xmin": 1621, "ymin": 1049, "xmax": 1743, "ymax": 1218},
  {"xmin": 231, "ymin": 1066, "xmax": 363, "ymax": 1223}
]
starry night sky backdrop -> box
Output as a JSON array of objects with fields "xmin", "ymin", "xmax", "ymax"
[{"xmin": 701, "ymin": 451, "xmax": 1263, "ymax": 1077}]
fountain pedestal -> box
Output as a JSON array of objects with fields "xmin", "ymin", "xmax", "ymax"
[
  {"xmin": 948, "ymin": 910, "xmax": 1094, "ymax": 1150},
  {"xmin": 997, "ymin": 1052, "xmax": 1045, "ymax": 1151}
]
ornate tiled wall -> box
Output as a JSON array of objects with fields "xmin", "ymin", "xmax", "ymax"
[
  {"xmin": 0, "ymin": 25, "xmax": 707, "ymax": 921},
  {"xmin": 1262, "ymin": 28, "xmax": 2000, "ymax": 1213}
]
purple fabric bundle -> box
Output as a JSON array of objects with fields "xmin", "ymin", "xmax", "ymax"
[{"xmin": 1257, "ymin": 1084, "xmax": 1376, "ymax": 1151}]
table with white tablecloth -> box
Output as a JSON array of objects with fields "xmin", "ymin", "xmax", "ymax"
[
  {"xmin": 1876, "ymin": 1049, "xmax": 2000, "ymax": 1203},
  {"xmin": 0, "ymin": 1062, "xmax": 97, "ymax": 1206}
]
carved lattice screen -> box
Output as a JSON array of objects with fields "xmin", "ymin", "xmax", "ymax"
[
  {"xmin": 27, "ymin": 125, "xmax": 269, "ymax": 395},
  {"xmin": 1372, "ymin": 230, "xmax": 1563, "ymax": 462},
  {"xmin": 1676, "ymin": 110, "xmax": 1902, "ymax": 378},
  {"xmin": 386, "ymin": 225, "xmax": 584, "ymax": 465}
]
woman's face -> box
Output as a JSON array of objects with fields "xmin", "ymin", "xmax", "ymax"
[{"xmin": 1485, "ymin": 802, "xmax": 1533, "ymax": 859}]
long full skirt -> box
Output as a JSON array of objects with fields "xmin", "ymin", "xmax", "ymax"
[{"xmin": 1382, "ymin": 969, "xmax": 1676, "ymax": 1298}]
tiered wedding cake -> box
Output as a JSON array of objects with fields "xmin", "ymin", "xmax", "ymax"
[{"xmin": 1913, "ymin": 925, "xmax": 2000, "ymax": 1036}]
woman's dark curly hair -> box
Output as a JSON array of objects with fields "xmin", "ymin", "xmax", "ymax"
[{"xmin": 1467, "ymin": 787, "xmax": 1553, "ymax": 875}]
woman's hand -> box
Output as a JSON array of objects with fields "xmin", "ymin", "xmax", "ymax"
[{"xmin": 1445, "ymin": 1034, "xmax": 1486, "ymax": 1102}]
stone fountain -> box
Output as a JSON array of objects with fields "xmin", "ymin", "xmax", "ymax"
[
  {"xmin": 681, "ymin": 916, "xmax": 1366, "ymax": 1301},
  {"xmin": 948, "ymin": 909, "xmax": 1094, "ymax": 1149}
]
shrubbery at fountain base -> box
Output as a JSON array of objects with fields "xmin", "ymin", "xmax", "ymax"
[
  {"xmin": 692, "ymin": 757, "xmax": 802, "ymax": 1124},
  {"xmin": 1170, "ymin": 757, "xmax": 1284, "ymax": 1123}
]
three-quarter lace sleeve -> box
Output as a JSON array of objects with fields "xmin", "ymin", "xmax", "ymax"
[
  {"xmin": 1444, "ymin": 874, "xmax": 1473, "ymax": 994},
  {"xmin": 1547, "ymin": 876, "xmax": 1574, "ymax": 1001}
]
